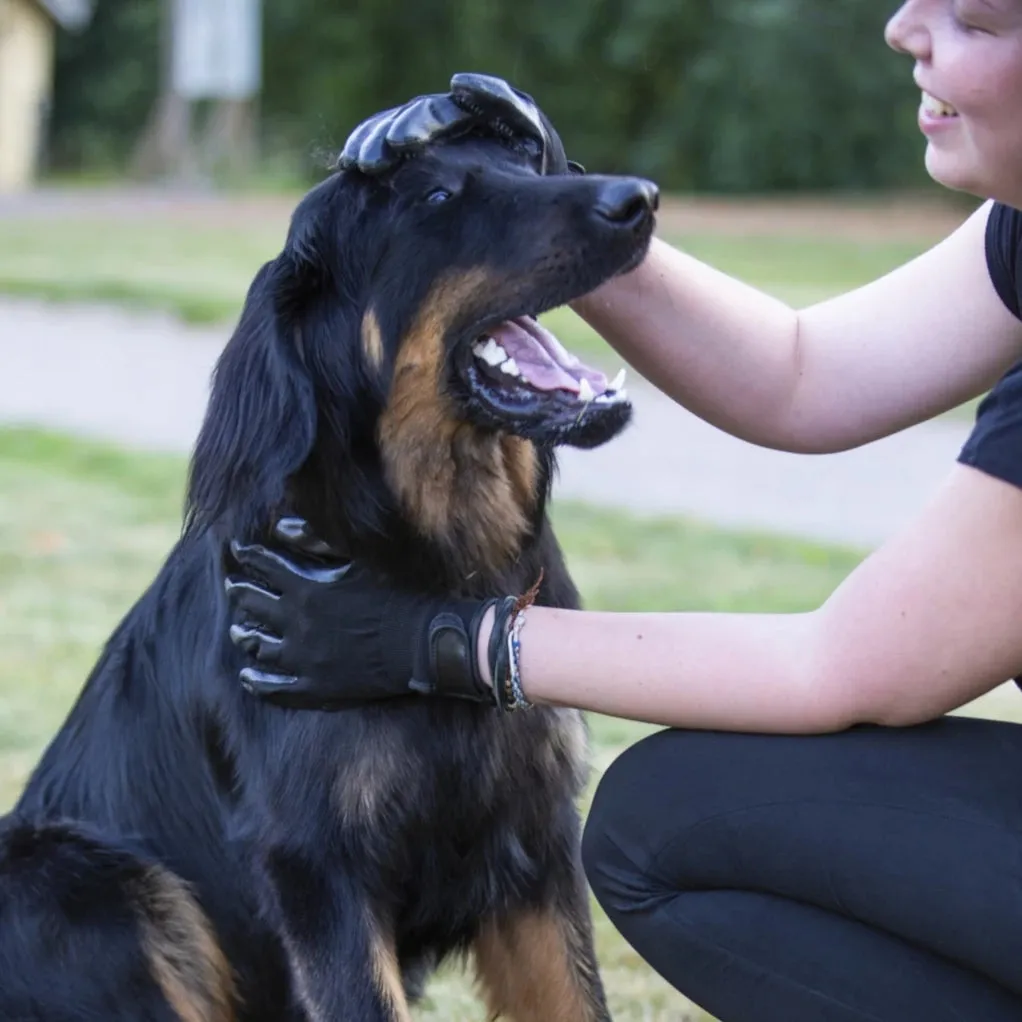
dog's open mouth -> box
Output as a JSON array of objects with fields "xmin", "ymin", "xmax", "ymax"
[
  {"xmin": 471, "ymin": 317, "xmax": 626, "ymax": 404},
  {"xmin": 457, "ymin": 314, "xmax": 631, "ymax": 447}
]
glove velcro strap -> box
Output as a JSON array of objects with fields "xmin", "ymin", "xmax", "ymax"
[
  {"xmin": 406, "ymin": 599, "xmax": 499, "ymax": 705},
  {"xmin": 421, "ymin": 612, "xmax": 487, "ymax": 704}
]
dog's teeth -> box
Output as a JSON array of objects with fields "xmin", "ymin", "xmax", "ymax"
[
  {"xmin": 500, "ymin": 357, "xmax": 521, "ymax": 377},
  {"xmin": 578, "ymin": 378, "xmax": 595, "ymax": 403},
  {"xmin": 609, "ymin": 368, "xmax": 626, "ymax": 392},
  {"xmin": 484, "ymin": 340, "xmax": 507, "ymax": 365},
  {"xmin": 477, "ymin": 338, "xmax": 509, "ymax": 367}
]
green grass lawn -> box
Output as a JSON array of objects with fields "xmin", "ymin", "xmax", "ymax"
[
  {"xmin": 1, "ymin": 195, "xmax": 987, "ymax": 423},
  {"xmin": 0, "ymin": 426, "xmax": 874, "ymax": 1021},
  {"xmin": 0, "ymin": 216, "xmax": 924, "ymax": 316},
  {"xmin": 0, "ymin": 218, "xmax": 284, "ymax": 326},
  {"xmin": 0, "ymin": 212, "xmax": 927, "ymax": 349},
  {"xmin": 4, "ymin": 204, "xmax": 983, "ymax": 424}
]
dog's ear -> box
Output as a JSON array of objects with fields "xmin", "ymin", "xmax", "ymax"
[
  {"xmin": 185, "ymin": 181, "xmax": 341, "ymax": 537},
  {"xmin": 186, "ymin": 175, "xmax": 371, "ymax": 539},
  {"xmin": 185, "ymin": 255, "xmax": 317, "ymax": 539},
  {"xmin": 274, "ymin": 177, "xmax": 337, "ymax": 312}
]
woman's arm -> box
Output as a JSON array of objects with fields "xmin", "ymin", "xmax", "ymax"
[
  {"xmin": 229, "ymin": 465, "xmax": 1022, "ymax": 735},
  {"xmin": 490, "ymin": 462, "xmax": 1022, "ymax": 733},
  {"xmin": 575, "ymin": 202, "xmax": 1022, "ymax": 453}
]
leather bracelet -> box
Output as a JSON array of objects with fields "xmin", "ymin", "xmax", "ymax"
[
  {"xmin": 487, "ymin": 570, "xmax": 545, "ymax": 712},
  {"xmin": 487, "ymin": 596, "xmax": 518, "ymax": 712}
]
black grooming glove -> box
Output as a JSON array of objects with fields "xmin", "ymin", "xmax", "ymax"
[
  {"xmin": 224, "ymin": 517, "xmax": 520, "ymax": 710},
  {"xmin": 337, "ymin": 72, "xmax": 583, "ymax": 177}
]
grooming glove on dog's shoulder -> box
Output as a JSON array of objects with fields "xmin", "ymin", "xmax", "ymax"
[
  {"xmin": 337, "ymin": 72, "xmax": 583, "ymax": 177},
  {"xmin": 225, "ymin": 518, "xmax": 534, "ymax": 711}
]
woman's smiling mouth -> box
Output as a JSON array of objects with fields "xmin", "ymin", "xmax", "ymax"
[{"xmin": 919, "ymin": 90, "xmax": 960, "ymax": 135}]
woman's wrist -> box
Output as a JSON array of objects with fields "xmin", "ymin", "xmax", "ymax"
[
  {"xmin": 474, "ymin": 597, "xmax": 539, "ymax": 711},
  {"xmin": 476, "ymin": 603, "xmax": 496, "ymax": 690}
]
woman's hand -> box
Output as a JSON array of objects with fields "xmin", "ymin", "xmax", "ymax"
[
  {"xmin": 223, "ymin": 518, "xmax": 510, "ymax": 710},
  {"xmin": 337, "ymin": 72, "xmax": 582, "ymax": 177}
]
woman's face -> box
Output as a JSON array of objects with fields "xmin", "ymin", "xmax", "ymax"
[{"xmin": 886, "ymin": 0, "xmax": 1022, "ymax": 206}]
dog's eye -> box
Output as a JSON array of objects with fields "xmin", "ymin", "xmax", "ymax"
[{"xmin": 425, "ymin": 188, "xmax": 453, "ymax": 205}]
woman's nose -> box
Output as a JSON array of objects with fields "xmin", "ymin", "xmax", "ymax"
[{"xmin": 885, "ymin": 1, "xmax": 932, "ymax": 61}]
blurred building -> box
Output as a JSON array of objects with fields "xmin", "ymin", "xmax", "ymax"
[{"xmin": 0, "ymin": 0, "xmax": 92, "ymax": 193}]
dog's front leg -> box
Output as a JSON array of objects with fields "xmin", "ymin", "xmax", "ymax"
[
  {"xmin": 473, "ymin": 840, "xmax": 613, "ymax": 1022},
  {"xmin": 261, "ymin": 846, "xmax": 410, "ymax": 1022}
]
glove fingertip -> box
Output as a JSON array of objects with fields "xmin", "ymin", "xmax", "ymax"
[
  {"xmin": 227, "ymin": 539, "xmax": 271, "ymax": 574},
  {"xmin": 240, "ymin": 666, "xmax": 299, "ymax": 696},
  {"xmin": 272, "ymin": 516, "xmax": 339, "ymax": 559}
]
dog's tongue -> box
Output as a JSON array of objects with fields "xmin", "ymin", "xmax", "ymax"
[{"xmin": 488, "ymin": 317, "xmax": 608, "ymax": 394}]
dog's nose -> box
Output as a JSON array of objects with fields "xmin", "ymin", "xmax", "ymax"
[{"xmin": 593, "ymin": 178, "xmax": 660, "ymax": 227}]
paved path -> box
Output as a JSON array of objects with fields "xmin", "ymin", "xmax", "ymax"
[{"xmin": 0, "ymin": 295, "xmax": 975, "ymax": 550}]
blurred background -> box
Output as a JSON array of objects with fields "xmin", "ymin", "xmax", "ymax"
[
  {"xmin": 0, "ymin": 3, "xmax": 1014, "ymax": 1020},
  {"xmin": 1, "ymin": 0, "xmax": 967, "ymax": 193}
]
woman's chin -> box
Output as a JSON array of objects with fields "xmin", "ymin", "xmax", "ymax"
[{"xmin": 923, "ymin": 145, "xmax": 988, "ymax": 199}]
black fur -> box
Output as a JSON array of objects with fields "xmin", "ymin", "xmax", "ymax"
[{"xmin": 1, "ymin": 135, "xmax": 655, "ymax": 1020}]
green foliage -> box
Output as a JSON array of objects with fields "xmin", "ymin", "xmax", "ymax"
[
  {"xmin": 49, "ymin": 0, "xmax": 162, "ymax": 171},
  {"xmin": 49, "ymin": 0, "xmax": 930, "ymax": 193}
]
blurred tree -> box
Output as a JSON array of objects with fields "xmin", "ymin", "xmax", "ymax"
[
  {"xmin": 669, "ymin": 0, "xmax": 924, "ymax": 191},
  {"xmin": 49, "ymin": 0, "xmax": 931, "ymax": 194},
  {"xmin": 49, "ymin": 0, "xmax": 160, "ymax": 172}
]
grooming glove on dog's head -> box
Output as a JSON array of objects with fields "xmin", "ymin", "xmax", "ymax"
[{"xmin": 336, "ymin": 72, "xmax": 583, "ymax": 177}]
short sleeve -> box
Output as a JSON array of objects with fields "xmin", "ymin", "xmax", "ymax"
[
  {"xmin": 985, "ymin": 201, "xmax": 1022, "ymax": 320},
  {"xmin": 958, "ymin": 362, "xmax": 1022, "ymax": 490},
  {"xmin": 957, "ymin": 204, "xmax": 1022, "ymax": 489}
]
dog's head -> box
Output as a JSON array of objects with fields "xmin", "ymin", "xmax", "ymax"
[
  {"xmin": 188, "ymin": 131, "xmax": 657, "ymax": 580},
  {"xmin": 348, "ymin": 135, "xmax": 654, "ymax": 448}
]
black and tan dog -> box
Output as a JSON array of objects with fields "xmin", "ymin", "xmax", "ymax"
[{"xmin": 0, "ymin": 125, "xmax": 657, "ymax": 1020}]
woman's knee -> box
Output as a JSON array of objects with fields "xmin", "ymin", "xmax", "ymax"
[
  {"xmin": 582, "ymin": 728, "xmax": 697, "ymax": 912},
  {"xmin": 581, "ymin": 727, "xmax": 780, "ymax": 908}
]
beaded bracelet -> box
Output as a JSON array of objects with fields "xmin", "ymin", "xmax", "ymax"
[
  {"xmin": 504, "ymin": 603, "xmax": 531, "ymax": 711},
  {"xmin": 491, "ymin": 569, "xmax": 544, "ymax": 712}
]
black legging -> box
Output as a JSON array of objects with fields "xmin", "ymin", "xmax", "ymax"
[{"xmin": 581, "ymin": 715, "xmax": 1022, "ymax": 1021}]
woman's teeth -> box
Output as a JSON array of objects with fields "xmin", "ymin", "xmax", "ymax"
[{"xmin": 921, "ymin": 91, "xmax": 958, "ymax": 118}]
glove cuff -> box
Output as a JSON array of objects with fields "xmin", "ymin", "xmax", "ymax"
[
  {"xmin": 386, "ymin": 596, "xmax": 499, "ymax": 705},
  {"xmin": 383, "ymin": 582, "xmax": 540, "ymax": 709},
  {"xmin": 432, "ymin": 601, "xmax": 499, "ymax": 705}
]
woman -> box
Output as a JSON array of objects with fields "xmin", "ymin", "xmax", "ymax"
[{"xmin": 224, "ymin": 3, "xmax": 1022, "ymax": 1018}]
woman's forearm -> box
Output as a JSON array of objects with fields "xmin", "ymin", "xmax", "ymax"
[
  {"xmin": 480, "ymin": 604, "xmax": 845, "ymax": 735},
  {"xmin": 575, "ymin": 210, "xmax": 1015, "ymax": 455},
  {"xmin": 573, "ymin": 238, "xmax": 803, "ymax": 450}
]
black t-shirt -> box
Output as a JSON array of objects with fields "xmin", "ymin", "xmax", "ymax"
[{"xmin": 957, "ymin": 203, "xmax": 1022, "ymax": 488}]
